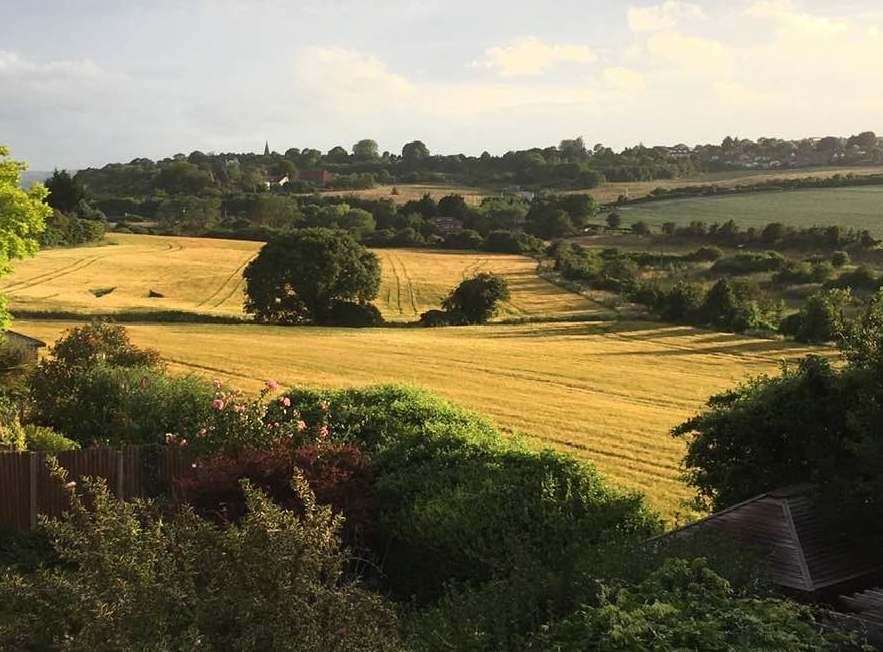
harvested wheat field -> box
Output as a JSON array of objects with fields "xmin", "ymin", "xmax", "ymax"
[
  {"xmin": 1, "ymin": 234, "xmax": 598, "ymax": 321},
  {"xmin": 14, "ymin": 317, "xmax": 822, "ymax": 518}
]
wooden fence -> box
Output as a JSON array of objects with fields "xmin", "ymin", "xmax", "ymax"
[{"xmin": 0, "ymin": 446, "xmax": 191, "ymax": 530}]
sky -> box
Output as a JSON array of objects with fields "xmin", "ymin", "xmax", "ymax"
[{"xmin": 2, "ymin": 0, "xmax": 882, "ymax": 170}]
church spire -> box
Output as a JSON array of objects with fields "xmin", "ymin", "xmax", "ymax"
[{"xmin": 263, "ymin": 141, "xmax": 270, "ymax": 156}]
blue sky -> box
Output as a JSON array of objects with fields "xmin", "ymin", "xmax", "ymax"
[{"xmin": 2, "ymin": 0, "xmax": 882, "ymax": 169}]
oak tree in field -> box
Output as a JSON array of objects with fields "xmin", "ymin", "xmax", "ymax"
[
  {"xmin": 243, "ymin": 228, "xmax": 381, "ymax": 325},
  {"xmin": 442, "ymin": 272, "xmax": 510, "ymax": 324},
  {"xmin": 0, "ymin": 145, "xmax": 50, "ymax": 328}
]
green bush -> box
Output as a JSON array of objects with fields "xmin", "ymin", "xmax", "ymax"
[
  {"xmin": 711, "ymin": 251, "xmax": 785, "ymax": 275},
  {"xmin": 0, "ymin": 395, "xmax": 25, "ymax": 452},
  {"xmin": 685, "ymin": 246, "xmax": 723, "ymax": 262},
  {"xmin": 442, "ymin": 272, "xmax": 510, "ymax": 324},
  {"xmin": 325, "ymin": 299, "xmax": 384, "ymax": 327},
  {"xmin": 37, "ymin": 364, "xmax": 213, "ymax": 447},
  {"xmin": 23, "ymin": 424, "xmax": 79, "ymax": 453},
  {"xmin": 533, "ymin": 558, "xmax": 863, "ymax": 651},
  {"xmin": 283, "ymin": 386, "xmax": 660, "ymax": 601},
  {"xmin": 780, "ymin": 289, "xmax": 852, "ymax": 343},
  {"xmin": 0, "ymin": 463, "xmax": 400, "ymax": 650}
]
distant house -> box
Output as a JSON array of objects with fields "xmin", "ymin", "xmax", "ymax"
[
  {"xmin": 297, "ymin": 169, "xmax": 335, "ymax": 187},
  {"xmin": 666, "ymin": 144, "xmax": 692, "ymax": 159},
  {"xmin": 430, "ymin": 217, "xmax": 463, "ymax": 235},
  {"xmin": 2, "ymin": 330, "xmax": 46, "ymax": 365},
  {"xmin": 263, "ymin": 175, "xmax": 289, "ymax": 189},
  {"xmin": 658, "ymin": 485, "xmax": 882, "ymax": 599}
]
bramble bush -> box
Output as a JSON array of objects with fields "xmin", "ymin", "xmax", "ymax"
[{"xmin": 0, "ymin": 461, "xmax": 400, "ymax": 651}]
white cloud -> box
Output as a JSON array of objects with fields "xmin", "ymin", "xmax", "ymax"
[
  {"xmin": 474, "ymin": 36, "xmax": 596, "ymax": 77},
  {"xmin": 644, "ymin": 31, "xmax": 731, "ymax": 74},
  {"xmin": 627, "ymin": 1, "xmax": 705, "ymax": 32},
  {"xmin": 294, "ymin": 46, "xmax": 597, "ymax": 118},
  {"xmin": 602, "ymin": 66, "xmax": 646, "ymax": 93},
  {"xmin": 746, "ymin": 1, "xmax": 848, "ymax": 35}
]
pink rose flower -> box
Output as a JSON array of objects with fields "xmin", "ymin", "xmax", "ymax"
[
  {"xmin": 297, "ymin": 420, "xmax": 307, "ymax": 432},
  {"xmin": 280, "ymin": 396, "xmax": 291, "ymax": 407},
  {"xmin": 211, "ymin": 398, "xmax": 225, "ymax": 411},
  {"xmin": 265, "ymin": 379, "xmax": 280, "ymax": 391}
]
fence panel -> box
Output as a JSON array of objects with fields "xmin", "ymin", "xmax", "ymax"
[
  {"xmin": 0, "ymin": 445, "xmax": 188, "ymax": 530},
  {"xmin": 0, "ymin": 453, "xmax": 33, "ymax": 530}
]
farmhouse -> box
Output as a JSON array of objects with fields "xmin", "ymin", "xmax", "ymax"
[
  {"xmin": 263, "ymin": 174, "xmax": 289, "ymax": 189},
  {"xmin": 430, "ymin": 216, "xmax": 463, "ymax": 235},
  {"xmin": 2, "ymin": 330, "xmax": 46, "ymax": 364}
]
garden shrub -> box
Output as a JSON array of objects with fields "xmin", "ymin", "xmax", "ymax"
[
  {"xmin": 282, "ymin": 386, "xmax": 660, "ymax": 601},
  {"xmin": 532, "ymin": 558, "xmax": 863, "ymax": 651},
  {"xmin": 0, "ymin": 462, "xmax": 400, "ymax": 651},
  {"xmin": 176, "ymin": 442, "xmax": 377, "ymax": 549},
  {"xmin": 23, "ymin": 424, "xmax": 79, "ymax": 453},
  {"xmin": 37, "ymin": 364, "xmax": 213, "ymax": 447}
]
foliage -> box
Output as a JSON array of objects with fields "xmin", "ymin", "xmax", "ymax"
[
  {"xmin": 779, "ymin": 289, "xmax": 852, "ymax": 343},
  {"xmin": 176, "ymin": 442, "xmax": 377, "ymax": 548},
  {"xmin": 0, "ymin": 463, "xmax": 400, "ymax": 651},
  {"xmin": 533, "ymin": 558, "xmax": 862, "ymax": 651},
  {"xmin": 674, "ymin": 304, "xmax": 883, "ymax": 524},
  {"xmin": 282, "ymin": 386, "xmax": 661, "ymax": 601},
  {"xmin": 45, "ymin": 169, "xmax": 86, "ymax": 213},
  {"xmin": 699, "ymin": 279, "xmax": 781, "ymax": 333},
  {"xmin": 0, "ymin": 145, "xmax": 51, "ymax": 329},
  {"xmin": 35, "ymin": 364, "xmax": 214, "ymax": 447},
  {"xmin": 325, "ymin": 299, "xmax": 384, "ymax": 327},
  {"xmin": 23, "ymin": 424, "xmax": 80, "ymax": 453},
  {"xmin": 244, "ymin": 228, "xmax": 381, "ymax": 325},
  {"xmin": 711, "ymin": 251, "xmax": 785, "ymax": 275},
  {"xmin": 29, "ymin": 322, "xmax": 164, "ymax": 439},
  {"xmin": 40, "ymin": 209, "xmax": 106, "ymax": 247},
  {"xmin": 483, "ymin": 230, "xmax": 544, "ymax": 256},
  {"xmin": 441, "ymin": 272, "xmax": 510, "ymax": 324},
  {"xmin": 0, "ymin": 394, "xmax": 25, "ymax": 452}
]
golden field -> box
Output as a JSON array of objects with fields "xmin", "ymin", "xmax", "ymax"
[
  {"xmin": 4, "ymin": 233, "xmax": 823, "ymax": 517},
  {"xmin": 14, "ymin": 317, "xmax": 820, "ymax": 518},
  {"xmin": 0, "ymin": 234, "xmax": 598, "ymax": 322}
]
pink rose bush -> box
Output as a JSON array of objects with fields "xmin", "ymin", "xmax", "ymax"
[{"xmin": 185, "ymin": 380, "xmax": 331, "ymax": 456}]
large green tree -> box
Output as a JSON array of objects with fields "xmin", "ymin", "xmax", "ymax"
[
  {"xmin": 0, "ymin": 145, "xmax": 50, "ymax": 328},
  {"xmin": 673, "ymin": 291, "xmax": 883, "ymax": 538},
  {"xmin": 243, "ymin": 228, "xmax": 381, "ymax": 324},
  {"xmin": 442, "ymin": 272, "xmax": 510, "ymax": 324},
  {"xmin": 352, "ymin": 139, "xmax": 379, "ymax": 160},
  {"xmin": 45, "ymin": 169, "xmax": 86, "ymax": 213}
]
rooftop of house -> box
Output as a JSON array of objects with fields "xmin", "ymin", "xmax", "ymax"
[{"xmin": 660, "ymin": 485, "xmax": 882, "ymax": 595}]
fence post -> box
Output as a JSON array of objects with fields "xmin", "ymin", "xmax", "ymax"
[
  {"xmin": 28, "ymin": 453, "xmax": 38, "ymax": 530},
  {"xmin": 116, "ymin": 449, "xmax": 124, "ymax": 498}
]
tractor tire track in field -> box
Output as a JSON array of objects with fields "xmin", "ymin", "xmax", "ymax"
[
  {"xmin": 391, "ymin": 254, "xmax": 418, "ymax": 315},
  {"xmin": 2, "ymin": 256, "xmax": 105, "ymax": 295},
  {"xmin": 196, "ymin": 253, "xmax": 255, "ymax": 309},
  {"xmin": 386, "ymin": 253, "xmax": 404, "ymax": 314}
]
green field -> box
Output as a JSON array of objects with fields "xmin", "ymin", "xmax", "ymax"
[
  {"xmin": 2, "ymin": 234, "xmax": 824, "ymax": 517},
  {"xmin": 618, "ymin": 186, "xmax": 883, "ymax": 235}
]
